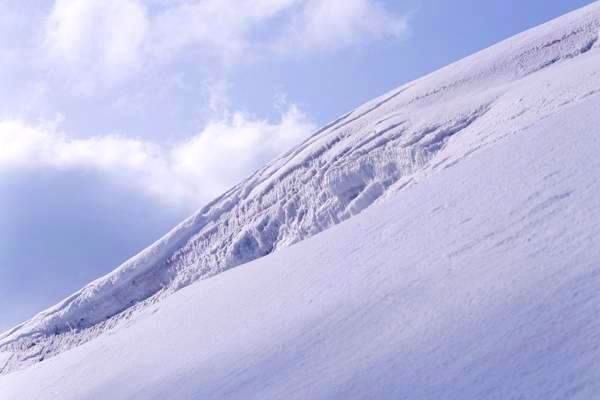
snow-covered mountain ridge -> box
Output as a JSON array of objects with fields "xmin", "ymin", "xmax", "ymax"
[{"xmin": 1, "ymin": 1, "xmax": 600, "ymax": 376}]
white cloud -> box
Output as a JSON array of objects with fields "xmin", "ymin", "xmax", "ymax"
[
  {"xmin": 148, "ymin": 0, "xmax": 408, "ymax": 59},
  {"xmin": 277, "ymin": 0, "xmax": 409, "ymax": 52},
  {"xmin": 44, "ymin": 0, "xmax": 149, "ymax": 89},
  {"xmin": 170, "ymin": 105, "xmax": 314, "ymax": 200},
  {"xmin": 147, "ymin": 0, "xmax": 299, "ymax": 63},
  {"xmin": 40, "ymin": 0, "xmax": 408, "ymax": 89},
  {"xmin": 0, "ymin": 105, "xmax": 316, "ymax": 209}
]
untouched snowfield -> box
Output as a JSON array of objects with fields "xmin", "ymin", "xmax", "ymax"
[{"xmin": 2, "ymin": 3, "xmax": 600, "ymax": 398}]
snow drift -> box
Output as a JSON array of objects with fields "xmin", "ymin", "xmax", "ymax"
[{"xmin": 1, "ymin": 3, "xmax": 600, "ymax": 398}]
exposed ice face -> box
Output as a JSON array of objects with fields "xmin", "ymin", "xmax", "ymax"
[{"xmin": 1, "ymin": 1, "xmax": 600, "ymax": 375}]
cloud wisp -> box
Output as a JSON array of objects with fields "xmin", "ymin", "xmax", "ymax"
[
  {"xmin": 275, "ymin": 0, "xmax": 409, "ymax": 53},
  {"xmin": 41, "ymin": 0, "xmax": 409, "ymax": 89},
  {"xmin": 0, "ymin": 105, "xmax": 316, "ymax": 210},
  {"xmin": 44, "ymin": 0, "xmax": 149, "ymax": 92}
]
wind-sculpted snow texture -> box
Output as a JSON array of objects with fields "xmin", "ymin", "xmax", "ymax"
[{"xmin": 2, "ymin": 2, "xmax": 600, "ymax": 376}]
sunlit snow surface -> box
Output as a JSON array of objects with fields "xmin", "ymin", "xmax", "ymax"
[{"xmin": 2, "ymin": 3, "xmax": 600, "ymax": 398}]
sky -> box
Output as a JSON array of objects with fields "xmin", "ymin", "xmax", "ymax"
[{"xmin": 0, "ymin": 0, "xmax": 596, "ymax": 332}]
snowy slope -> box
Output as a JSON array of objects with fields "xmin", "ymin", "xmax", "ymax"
[
  {"xmin": 1, "ymin": 68, "xmax": 600, "ymax": 399},
  {"xmin": 2, "ymin": 0, "xmax": 600, "ymax": 386}
]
